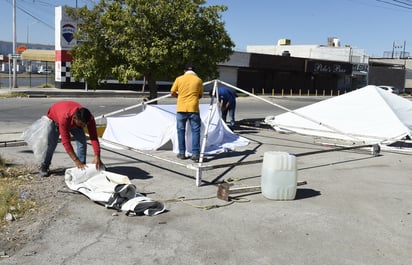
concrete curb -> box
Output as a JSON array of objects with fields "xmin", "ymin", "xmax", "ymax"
[{"xmin": 0, "ymin": 88, "xmax": 145, "ymax": 98}]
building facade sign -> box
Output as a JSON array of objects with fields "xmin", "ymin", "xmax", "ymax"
[
  {"xmin": 352, "ymin": 63, "xmax": 368, "ymax": 73},
  {"xmin": 307, "ymin": 60, "xmax": 352, "ymax": 74}
]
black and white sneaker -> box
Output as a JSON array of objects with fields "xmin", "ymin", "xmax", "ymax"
[
  {"xmin": 176, "ymin": 154, "xmax": 187, "ymax": 160},
  {"xmin": 39, "ymin": 166, "xmax": 50, "ymax": 177},
  {"xmin": 190, "ymin": 155, "xmax": 200, "ymax": 162}
]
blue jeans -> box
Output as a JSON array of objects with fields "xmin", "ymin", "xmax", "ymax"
[
  {"xmin": 176, "ymin": 112, "xmax": 201, "ymax": 156},
  {"xmin": 41, "ymin": 122, "xmax": 87, "ymax": 168},
  {"xmin": 221, "ymin": 101, "xmax": 236, "ymax": 127}
]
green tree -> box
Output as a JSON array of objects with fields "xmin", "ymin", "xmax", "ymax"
[{"xmin": 67, "ymin": 0, "xmax": 234, "ymax": 98}]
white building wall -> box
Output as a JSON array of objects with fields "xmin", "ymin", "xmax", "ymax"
[
  {"xmin": 247, "ymin": 44, "xmax": 368, "ymax": 64},
  {"xmin": 405, "ymin": 60, "xmax": 412, "ymax": 89},
  {"xmin": 247, "ymin": 45, "xmax": 318, "ymax": 58}
]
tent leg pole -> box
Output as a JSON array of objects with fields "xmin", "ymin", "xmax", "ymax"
[
  {"xmin": 195, "ymin": 167, "xmax": 202, "ymax": 187},
  {"xmin": 196, "ymin": 80, "xmax": 217, "ymax": 186}
]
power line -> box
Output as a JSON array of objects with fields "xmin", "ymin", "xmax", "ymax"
[
  {"xmin": 376, "ymin": 0, "xmax": 412, "ymax": 10},
  {"xmin": 16, "ymin": 4, "xmax": 54, "ymax": 30},
  {"xmin": 4, "ymin": 0, "xmax": 54, "ymax": 30}
]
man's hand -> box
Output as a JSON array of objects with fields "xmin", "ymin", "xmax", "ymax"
[
  {"xmin": 69, "ymin": 150, "xmax": 87, "ymax": 170},
  {"xmin": 74, "ymin": 159, "xmax": 87, "ymax": 170},
  {"xmin": 92, "ymin": 155, "xmax": 105, "ymax": 170}
]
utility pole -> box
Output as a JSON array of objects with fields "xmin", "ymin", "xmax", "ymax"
[
  {"xmin": 12, "ymin": 0, "xmax": 17, "ymax": 88},
  {"xmin": 402, "ymin": 41, "xmax": 406, "ymax": 59}
]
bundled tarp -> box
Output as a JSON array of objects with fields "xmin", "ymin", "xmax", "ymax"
[
  {"xmin": 265, "ymin": 85, "xmax": 412, "ymax": 144},
  {"xmin": 65, "ymin": 165, "xmax": 166, "ymax": 216},
  {"xmin": 102, "ymin": 104, "xmax": 249, "ymax": 155}
]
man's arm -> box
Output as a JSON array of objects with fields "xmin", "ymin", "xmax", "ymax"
[{"xmin": 87, "ymin": 118, "xmax": 104, "ymax": 170}]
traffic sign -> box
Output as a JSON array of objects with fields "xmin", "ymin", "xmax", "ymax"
[{"xmin": 9, "ymin": 54, "xmax": 21, "ymax": 59}]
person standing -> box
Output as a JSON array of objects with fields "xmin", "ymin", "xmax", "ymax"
[
  {"xmin": 170, "ymin": 64, "xmax": 204, "ymax": 162},
  {"xmin": 215, "ymin": 86, "xmax": 237, "ymax": 129},
  {"xmin": 39, "ymin": 101, "xmax": 104, "ymax": 177}
]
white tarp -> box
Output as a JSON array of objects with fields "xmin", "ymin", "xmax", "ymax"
[
  {"xmin": 265, "ymin": 85, "xmax": 412, "ymax": 144},
  {"xmin": 102, "ymin": 104, "xmax": 249, "ymax": 155},
  {"xmin": 65, "ymin": 165, "xmax": 166, "ymax": 216}
]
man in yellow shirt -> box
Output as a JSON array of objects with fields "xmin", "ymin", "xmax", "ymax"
[{"xmin": 170, "ymin": 64, "xmax": 204, "ymax": 162}]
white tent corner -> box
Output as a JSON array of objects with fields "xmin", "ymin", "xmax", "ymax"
[{"xmin": 265, "ymin": 85, "xmax": 412, "ymax": 145}]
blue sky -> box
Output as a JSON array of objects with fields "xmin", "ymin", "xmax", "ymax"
[{"xmin": 1, "ymin": 0, "xmax": 412, "ymax": 57}]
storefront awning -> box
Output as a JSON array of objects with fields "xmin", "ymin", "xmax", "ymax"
[{"xmin": 21, "ymin": 49, "xmax": 55, "ymax": 62}]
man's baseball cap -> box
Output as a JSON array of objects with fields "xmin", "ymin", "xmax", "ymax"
[{"xmin": 185, "ymin": 64, "xmax": 194, "ymax": 71}]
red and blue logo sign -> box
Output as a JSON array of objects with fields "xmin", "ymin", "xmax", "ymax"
[{"xmin": 62, "ymin": 23, "xmax": 75, "ymax": 44}]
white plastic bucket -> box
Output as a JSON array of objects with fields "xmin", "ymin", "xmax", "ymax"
[{"xmin": 261, "ymin": 151, "xmax": 297, "ymax": 200}]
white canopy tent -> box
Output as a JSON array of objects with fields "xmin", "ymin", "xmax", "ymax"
[
  {"xmin": 265, "ymin": 85, "xmax": 412, "ymax": 145},
  {"xmin": 102, "ymin": 104, "xmax": 249, "ymax": 155},
  {"xmin": 98, "ymin": 80, "xmax": 251, "ymax": 186}
]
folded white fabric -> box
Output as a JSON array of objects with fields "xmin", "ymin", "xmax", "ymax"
[{"xmin": 65, "ymin": 165, "xmax": 166, "ymax": 216}]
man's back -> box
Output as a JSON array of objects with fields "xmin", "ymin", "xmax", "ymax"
[
  {"xmin": 218, "ymin": 87, "xmax": 236, "ymax": 105},
  {"xmin": 171, "ymin": 72, "xmax": 204, "ymax": 112}
]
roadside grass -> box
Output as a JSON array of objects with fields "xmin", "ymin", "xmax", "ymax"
[
  {"xmin": 38, "ymin": 84, "xmax": 54, "ymax": 88},
  {"xmin": 0, "ymin": 155, "xmax": 37, "ymax": 229},
  {"xmin": 0, "ymin": 92, "xmax": 27, "ymax": 98}
]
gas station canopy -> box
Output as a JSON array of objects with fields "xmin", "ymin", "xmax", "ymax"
[{"xmin": 21, "ymin": 49, "xmax": 55, "ymax": 62}]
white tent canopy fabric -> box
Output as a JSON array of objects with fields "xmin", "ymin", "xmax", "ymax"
[
  {"xmin": 65, "ymin": 165, "xmax": 166, "ymax": 216},
  {"xmin": 265, "ymin": 85, "xmax": 412, "ymax": 144},
  {"xmin": 102, "ymin": 103, "xmax": 249, "ymax": 155}
]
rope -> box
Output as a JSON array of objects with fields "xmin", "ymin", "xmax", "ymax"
[{"xmin": 160, "ymin": 195, "xmax": 250, "ymax": 210}]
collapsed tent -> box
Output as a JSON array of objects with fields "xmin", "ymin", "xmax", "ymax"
[
  {"xmin": 65, "ymin": 165, "xmax": 166, "ymax": 216},
  {"xmin": 102, "ymin": 103, "xmax": 249, "ymax": 155},
  {"xmin": 265, "ymin": 85, "xmax": 412, "ymax": 144}
]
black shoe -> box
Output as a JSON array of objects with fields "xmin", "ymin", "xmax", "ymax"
[
  {"xmin": 191, "ymin": 155, "xmax": 200, "ymax": 162},
  {"xmin": 39, "ymin": 166, "xmax": 50, "ymax": 177},
  {"xmin": 176, "ymin": 154, "xmax": 187, "ymax": 160}
]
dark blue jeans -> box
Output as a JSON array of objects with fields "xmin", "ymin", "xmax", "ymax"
[
  {"xmin": 176, "ymin": 112, "xmax": 201, "ymax": 156},
  {"xmin": 221, "ymin": 101, "xmax": 236, "ymax": 127},
  {"xmin": 41, "ymin": 122, "xmax": 87, "ymax": 168}
]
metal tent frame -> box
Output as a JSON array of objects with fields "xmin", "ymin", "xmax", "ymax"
[{"xmin": 95, "ymin": 79, "xmax": 379, "ymax": 186}]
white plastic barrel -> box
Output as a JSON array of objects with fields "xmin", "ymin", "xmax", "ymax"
[{"xmin": 261, "ymin": 151, "xmax": 297, "ymax": 200}]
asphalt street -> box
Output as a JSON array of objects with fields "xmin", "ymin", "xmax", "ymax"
[{"xmin": 0, "ymin": 88, "xmax": 411, "ymax": 265}]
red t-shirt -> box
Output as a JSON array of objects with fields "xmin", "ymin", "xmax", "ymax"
[{"xmin": 47, "ymin": 101, "xmax": 100, "ymax": 155}]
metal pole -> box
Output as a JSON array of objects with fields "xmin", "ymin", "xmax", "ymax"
[
  {"xmin": 45, "ymin": 62, "xmax": 48, "ymax": 87},
  {"xmin": 29, "ymin": 61, "xmax": 32, "ymax": 88},
  {"xmin": 217, "ymin": 79, "xmax": 363, "ymax": 142},
  {"xmin": 94, "ymin": 93, "xmax": 171, "ymax": 121},
  {"xmin": 195, "ymin": 80, "xmax": 218, "ymax": 186},
  {"xmin": 12, "ymin": 0, "xmax": 17, "ymax": 88},
  {"xmin": 8, "ymin": 56, "xmax": 11, "ymax": 90}
]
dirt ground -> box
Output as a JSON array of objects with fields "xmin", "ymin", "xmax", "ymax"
[{"xmin": 0, "ymin": 167, "xmax": 69, "ymax": 258}]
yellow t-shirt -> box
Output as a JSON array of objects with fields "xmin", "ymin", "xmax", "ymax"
[{"xmin": 170, "ymin": 72, "xmax": 204, "ymax": 112}]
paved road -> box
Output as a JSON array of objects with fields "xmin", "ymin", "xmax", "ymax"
[
  {"xmin": 0, "ymin": 91, "xmax": 411, "ymax": 265},
  {"xmin": 0, "ymin": 91, "xmax": 320, "ymax": 140}
]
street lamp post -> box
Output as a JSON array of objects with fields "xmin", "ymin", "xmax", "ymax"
[
  {"xmin": 27, "ymin": 21, "xmax": 38, "ymax": 47},
  {"xmin": 26, "ymin": 21, "xmax": 38, "ymax": 88}
]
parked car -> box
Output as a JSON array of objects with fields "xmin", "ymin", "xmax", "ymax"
[
  {"xmin": 378, "ymin": 85, "xmax": 401, "ymax": 95},
  {"xmin": 38, "ymin": 69, "xmax": 52, "ymax": 74},
  {"xmin": 37, "ymin": 65, "xmax": 53, "ymax": 74}
]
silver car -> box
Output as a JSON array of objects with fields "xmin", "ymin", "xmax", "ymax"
[{"xmin": 378, "ymin": 85, "xmax": 401, "ymax": 94}]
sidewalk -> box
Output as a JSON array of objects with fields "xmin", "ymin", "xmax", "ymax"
[
  {"xmin": 0, "ymin": 86, "xmax": 143, "ymax": 98},
  {"xmin": 0, "ymin": 86, "xmax": 147, "ymax": 145}
]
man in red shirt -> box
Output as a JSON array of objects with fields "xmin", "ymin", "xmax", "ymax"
[{"xmin": 40, "ymin": 101, "xmax": 104, "ymax": 177}]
